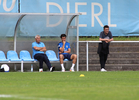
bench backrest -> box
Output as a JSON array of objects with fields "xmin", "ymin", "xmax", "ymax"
[
  {"xmin": 0, "ymin": 50, "xmax": 7, "ymax": 60},
  {"xmin": 46, "ymin": 50, "xmax": 59, "ymax": 61},
  {"xmin": 7, "ymin": 50, "xmax": 20, "ymax": 60},
  {"xmin": 20, "ymin": 50, "xmax": 32, "ymax": 60}
]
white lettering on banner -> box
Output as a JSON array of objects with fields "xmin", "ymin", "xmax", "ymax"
[
  {"xmin": 91, "ymin": 3, "xmax": 103, "ymax": 27},
  {"xmin": 67, "ymin": 2, "xmax": 70, "ymax": 13},
  {"xmin": 75, "ymin": 2, "xmax": 87, "ymax": 27},
  {"xmin": 46, "ymin": 2, "xmax": 63, "ymax": 27},
  {"xmin": 45, "ymin": 2, "xmax": 116, "ymax": 28},
  {"xmin": 3, "ymin": 0, "xmax": 16, "ymax": 11},
  {"xmin": 108, "ymin": 3, "xmax": 117, "ymax": 27},
  {"xmin": 67, "ymin": 2, "xmax": 70, "ymax": 25},
  {"xmin": 91, "ymin": 3, "xmax": 116, "ymax": 27}
]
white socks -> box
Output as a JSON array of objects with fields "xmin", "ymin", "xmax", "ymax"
[
  {"xmin": 61, "ymin": 64, "xmax": 65, "ymax": 70},
  {"xmin": 71, "ymin": 64, "xmax": 75, "ymax": 69},
  {"xmin": 61, "ymin": 63, "xmax": 75, "ymax": 70}
]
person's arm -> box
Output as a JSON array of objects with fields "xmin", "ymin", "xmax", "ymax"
[
  {"xmin": 99, "ymin": 32, "xmax": 109, "ymax": 42},
  {"xmin": 64, "ymin": 48, "xmax": 71, "ymax": 53},
  {"xmin": 99, "ymin": 31, "xmax": 113, "ymax": 43},
  {"xmin": 33, "ymin": 46, "xmax": 46, "ymax": 51},
  {"xmin": 33, "ymin": 46, "xmax": 42, "ymax": 51},
  {"xmin": 64, "ymin": 43, "xmax": 71, "ymax": 53},
  {"xmin": 99, "ymin": 38, "xmax": 113, "ymax": 43},
  {"xmin": 59, "ymin": 41, "xmax": 65, "ymax": 53},
  {"xmin": 108, "ymin": 38, "xmax": 113, "ymax": 42},
  {"xmin": 40, "ymin": 47, "xmax": 47, "ymax": 52},
  {"xmin": 107, "ymin": 32, "xmax": 113, "ymax": 42},
  {"xmin": 99, "ymin": 38, "xmax": 109, "ymax": 41}
]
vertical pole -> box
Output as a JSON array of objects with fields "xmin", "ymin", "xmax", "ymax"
[
  {"xmin": 21, "ymin": 61, "xmax": 23, "ymax": 72},
  {"xmin": 76, "ymin": 16, "xmax": 79, "ymax": 71},
  {"xmin": 14, "ymin": 36, "xmax": 16, "ymax": 52},
  {"xmin": 86, "ymin": 42, "xmax": 89, "ymax": 71},
  {"xmin": 14, "ymin": 64, "xmax": 16, "ymax": 71},
  {"xmin": 18, "ymin": 0, "xmax": 20, "ymax": 13},
  {"xmin": 14, "ymin": 15, "xmax": 26, "ymax": 52},
  {"xmin": 31, "ymin": 64, "xmax": 33, "ymax": 72}
]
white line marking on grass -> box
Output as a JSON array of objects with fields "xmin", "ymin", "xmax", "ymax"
[
  {"xmin": 0, "ymin": 94, "xmax": 66, "ymax": 100},
  {"xmin": 0, "ymin": 94, "xmax": 12, "ymax": 98}
]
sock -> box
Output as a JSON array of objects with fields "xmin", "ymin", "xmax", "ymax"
[
  {"xmin": 61, "ymin": 64, "xmax": 65, "ymax": 70},
  {"xmin": 71, "ymin": 64, "xmax": 75, "ymax": 69}
]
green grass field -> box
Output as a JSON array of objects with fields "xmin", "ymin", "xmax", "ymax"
[{"xmin": 0, "ymin": 71, "xmax": 139, "ymax": 100}]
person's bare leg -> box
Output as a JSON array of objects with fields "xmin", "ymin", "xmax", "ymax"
[
  {"xmin": 70, "ymin": 54, "xmax": 77, "ymax": 71},
  {"xmin": 60, "ymin": 54, "xmax": 65, "ymax": 72}
]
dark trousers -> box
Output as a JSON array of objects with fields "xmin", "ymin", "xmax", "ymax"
[
  {"xmin": 99, "ymin": 53, "xmax": 108, "ymax": 69},
  {"xmin": 34, "ymin": 53, "xmax": 51, "ymax": 69}
]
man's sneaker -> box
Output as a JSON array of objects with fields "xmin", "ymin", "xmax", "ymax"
[
  {"xmin": 70, "ymin": 68, "xmax": 75, "ymax": 72},
  {"xmin": 50, "ymin": 66, "xmax": 55, "ymax": 72},
  {"xmin": 39, "ymin": 68, "xmax": 43, "ymax": 72},
  {"xmin": 62, "ymin": 69, "xmax": 65, "ymax": 72},
  {"xmin": 101, "ymin": 68, "xmax": 107, "ymax": 72}
]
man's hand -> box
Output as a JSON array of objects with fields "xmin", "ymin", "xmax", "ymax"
[
  {"xmin": 59, "ymin": 41, "xmax": 66, "ymax": 53},
  {"xmin": 64, "ymin": 51, "xmax": 68, "ymax": 53},
  {"xmin": 107, "ymin": 38, "xmax": 113, "ymax": 43},
  {"xmin": 59, "ymin": 51, "xmax": 62, "ymax": 54},
  {"xmin": 99, "ymin": 38, "xmax": 108, "ymax": 42},
  {"xmin": 107, "ymin": 39, "xmax": 111, "ymax": 42},
  {"xmin": 34, "ymin": 46, "xmax": 42, "ymax": 51},
  {"xmin": 105, "ymin": 40, "xmax": 109, "ymax": 43},
  {"xmin": 64, "ymin": 48, "xmax": 71, "ymax": 53},
  {"xmin": 105, "ymin": 38, "xmax": 113, "ymax": 43},
  {"xmin": 63, "ymin": 41, "xmax": 66, "ymax": 45},
  {"xmin": 34, "ymin": 46, "xmax": 46, "ymax": 52}
]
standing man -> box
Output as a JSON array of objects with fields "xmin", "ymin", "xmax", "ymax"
[
  {"xmin": 32, "ymin": 35, "xmax": 55, "ymax": 72},
  {"xmin": 58, "ymin": 34, "xmax": 77, "ymax": 72},
  {"xmin": 99, "ymin": 25, "xmax": 113, "ymax": 72}
]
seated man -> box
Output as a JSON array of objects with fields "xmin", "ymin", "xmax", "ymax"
[
  {"xmin": 32, "ymin": 35, "xmax": 55, "ymax": 72},
  {"xmin": 58, "ymin": 34, "xmax": 77, "ymax": 72}
]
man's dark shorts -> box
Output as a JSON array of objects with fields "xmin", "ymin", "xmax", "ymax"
[{"xmin": 61, "ymin": 53, "xmax": 72, "ymax": 61}]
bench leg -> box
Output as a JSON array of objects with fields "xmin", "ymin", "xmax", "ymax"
[
  {"xmin": 14, "ymin": 64, "xmax": 16, "ymax": 71},
  {"xmin": 31, "ymin": 64, "xmax": 33, "ymax": 72},
  {"xmin": 21, "ymin": 61, "xmax": 23, "ymax": 72}
]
